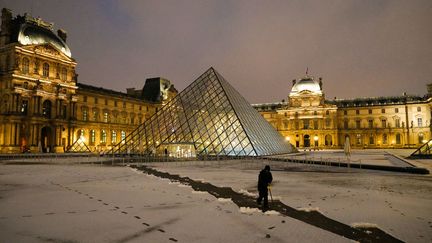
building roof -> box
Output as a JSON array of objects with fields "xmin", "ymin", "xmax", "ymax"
[
  {"xmin": 290, "ymin": 76, "xmax": 322, "ymax": 95},
  {"xmin": 18, "ymin": 22, "xmax": 71, "ymax": 57},
  {"xmin": 327, "ymin": 95, "xmax": 428, "ymax": 108},
  {"xmin": 77, "ymin": 83, "xmax": 157, "ymax": 103}
]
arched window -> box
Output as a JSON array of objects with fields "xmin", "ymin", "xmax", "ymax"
[
  {"xmin": 112, "ymin": 131, "xmax": 117, "ymax": 144},
  {"xmin": 383, "ymin": 134, "xmax": 388, "ymax": 144},
  {"xmin": 42, "ymin": 100, "xmax": 52, "ymax": 118},
  {"xmin": 43, "ymin": 63, "xmax": 49, "ymax": 77},
  {"xmin": 121, "ymin": 131, "xmax": 126, "ymax": 143},
  {"xmin": 418, "ymin": 133, "xmax": 424, "ymax": 144},
  {"xmin": 61, "ymin": 67, "xmax": 67, "ymax": 80},
  {"xmin": 22, "ymin": 58, "xmax": 30, "ymax": 74},
  {"xmin": 101, "ymin": 130, "xmax": 107, "ymax": 144},
  {"xmin": 77, "ymin": 129, "xmax": 85, "ymax": 142},
  {"xmin": 369, "ymin": 134, "xmax": 374, "ymax": 145},
  {"xmin": 325, "ymin": 134, "xmax": 332, "ymax": 146},
  {"xmin": 396, "ymin": 133, "xmax": 401, "ymax": 144},
  {"xmin": 356, "ymin": 134, "xmax": 362, "ymax": 145},
  {"xmin": 90, "ymin": 130, "xmax": 95, "ymax": 145}
]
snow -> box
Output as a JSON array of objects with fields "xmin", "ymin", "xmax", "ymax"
[
  {"xmin": 217, "ymin": 198, "xmax": 233, "ymax": 203},
  {"xmin": 238, "ymin": 189, "xmax": 258, "ymax": 197},
  {"xmin": 297, "ymin": 207, "xmax": 321, "ymax": 213},
  {"xmin": 351, "ymin": 222, "xmax": 379, "ymax": 228},
  {"xmin": 239, "ymin": 207, "xmax": 262, "ymax": 214},
  {"xmin": 1, "ymin": 154, "xmax": 431, "ymax": 242},
  {"xmin": 0, "ymin": 164, "xmax": 350, "ymax": 243}
]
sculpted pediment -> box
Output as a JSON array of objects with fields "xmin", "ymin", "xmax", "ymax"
[{"xmin": 29, "ymin": 43, "xmax": 73, "ymax": 61}]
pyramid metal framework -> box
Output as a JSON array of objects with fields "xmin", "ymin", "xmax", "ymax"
[
  {"xmin": 66, "ymin": 139, "xmax": 91, "ymax": 153},
  {"xmin": 110, "ymin": 68, "xmax": 292, "ymax": 157},
  {"xmin": 410, "ymin": 139, "xmax": 432, "ymax": 158}
]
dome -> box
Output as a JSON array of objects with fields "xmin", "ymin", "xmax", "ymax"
[
  {"xmin": 18, "ymin": 23, "xmax": 72, "ymax": 58},
  {"xmin": 290, "ymin": 77, "xmax": 322, "ymax": 94}
]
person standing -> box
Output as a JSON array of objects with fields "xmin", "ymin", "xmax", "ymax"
[{"xmin": 257, "ymin": 165, "xmax": 273, "ymax": 211}]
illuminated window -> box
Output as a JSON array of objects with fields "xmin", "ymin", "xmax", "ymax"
[
  {"xmin": 356, "ymin": 120, "xmax": 361, "ymax": 129},
  {"xmin": 325, "ymin": 119, "xmax": 331, "ymax": 127},
  {"xmin": 42, "ymin": 100, "xmax": 51, "ymax": 118},
  {"xmin": 61, "ymin": 67, "xmax": 67, "ymax": 80},
  {"xmin": 356, "ymin": 134, "xmax": 362, "ymax": 145},
  {"xmin": 121, "ymin": 131, "xmax": 126, "ymax": 142},
  {"xmin": 418, "ymin": 133, "xmax": 424, "ymax": 144},
  {"xmin": 43, "ymin": 63, "xmax": 49, "ymax": 77},
  {"xmin": 90, "ymin": 130, "xmax": 95, "ymax": 144},
  {"xmin": 383, "ymin": 134, "xmax": 388, "ymax": 144},
  {"xmin": 303, "ymin": 120, "xmax": 309, "ymax": 129},
  {"xmin": 344, "ymin": 120, "xmax": 348, "ymax": 129},
  {"xmin": 20, "ymin": 100, "xmax": 28, "ymax": 115},
  {"xmin": 381, "ymin": 119, "xmax": 386, "ymax": 128},
  {"xmin": 395, "ymin": 118, "xmax": 400, "ymax": 128},
  {"xmin": 101, "ymin": 130, "xmax": 107, "ymax": 144},
  {"xmin": 112, "ymin": 131, "xmax": 117, "ymax": 144},
  {"xmin": 313, "ymin": 120, "xmax": 318, "ymax": 129},
  {"xmin": 368, "ymin": 119, "xmax": 373, "ymax": 128},
  {"xmin": 82, "ymin": 109, "xmax": 88, "ymax": 121},
  {"xmin": 381, "ymin": 109, "xmax": 385, "ymax": 114},
  {"xmin": 396, "ymin": 133, "xmax": 401, "ymax": 144},
  {"xmin": 103, "ymin": 112, "xmax": 108, "ymax": 123},
  {"xmin": 369, "ymin": 134, "xmax": 374, "ymax": 144},
  {"xmin": 418, "ymin": 118, "xmax": 423, "ymax": 127},
  {"xmin": 93, "ymin": 110, "xmax": 98, "ymax": 121},
  {"xmin": 368, "ymin": 109, "xmax": 372, "ymax": 114},
  {"xmin": 356, "ymin": 110, "xmax": 359, "ymax": 115},
  {"xmin": 395, "ymin": 108, "xmax": 399, "ymax": 113},
  {"xmin": 22, "ymin": 58, "xmax": 30, "ymax": 74}
]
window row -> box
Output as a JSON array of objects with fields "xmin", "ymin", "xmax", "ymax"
[
  {"xmin": 82, "ymin": 96, "xmax": 151, "ymax": 111},
  {"xmin": 78, "ymin": 129, "xmax": 126, "ymax": 145},
  {"xmin": 342, "ymin": 107, "xmax": 422, "ymax": 115},
  {"xmin": 21, "ymin": 57, "xmax": 69, "ymax": 80},
  {"xmin": 80, "ymin": 109, "xmax": 145, "ymax": 125}
]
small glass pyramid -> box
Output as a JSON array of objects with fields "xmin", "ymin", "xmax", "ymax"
[{"xmin": 111, "ymin": 67, "xmax": 292, "ymax": 157}]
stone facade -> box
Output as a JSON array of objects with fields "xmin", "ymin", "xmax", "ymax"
[
  {"xmin": 0, "ymin": 9, "xmax": 174, "ymax": 153},
  {"xmin": 254, "ymin": 76, "xmax": 431, "ymax": 149}
]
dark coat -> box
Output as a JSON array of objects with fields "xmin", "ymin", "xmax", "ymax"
[{"xmin": 257, "ymin": 169, "xmax": 273, "ymax": 191}]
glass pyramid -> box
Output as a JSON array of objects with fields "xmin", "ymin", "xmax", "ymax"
[
  {"xmin": 410, "ymin": 139, "xmax": 432, "ymax": 158},
  {"xmin": 111, "ymin": 67, "xmax": 292, "ymax": 157},
  {"xmin": 66, "ymin": 139, "xmax": 91, "ymax": 153}
]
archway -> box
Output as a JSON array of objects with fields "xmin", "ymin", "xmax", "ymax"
[
  {"xmin": 41, "ymin": 126, "xmax": 53, "ymax": 153},
  {"xmin": 304, "ymin": 135, "xmax": 310, "ymax": 148},
  {"xmin": 325, "ymin": 134, "xmax": 332, "ymax": 146}
]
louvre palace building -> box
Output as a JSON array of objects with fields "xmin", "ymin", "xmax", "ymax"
[
  {"xmin": 0, "ymin": 9, "xmax": 430, "ymax": 154},
  {"xmin": 0, "ymin": 9, "xmax": 177, "ymax": 153},
  {"xmin": 254, "ymin": 77, "xmax": 431, "ymax": 149}
]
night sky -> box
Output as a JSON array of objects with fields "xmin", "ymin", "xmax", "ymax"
[{"xmin": 2, "ymin": 0, "xmax": 431, "ymax": 103}]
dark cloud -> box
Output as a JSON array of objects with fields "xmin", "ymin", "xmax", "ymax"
[{"xmin": 2, "ymin": 0, "xmax": 431, "ymax": 103}]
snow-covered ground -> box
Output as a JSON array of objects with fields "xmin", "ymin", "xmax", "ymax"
[
  {"xmin": 1, "ymin": 164, "xmax": 351, "ymax": 243},
  {"xmin": 146, "ymin": 160, "xmax": 432, "ymax": 242},
  {"xmin": 0, "ymin": 154, "xmax": 431, "ymax": 242}
]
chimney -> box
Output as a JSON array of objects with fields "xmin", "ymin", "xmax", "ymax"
[
  {"xmin": 57, "ymin": 29, "xmax": 67, "ymax": 42},
  {"xmin": 1, "ymin": 8, "xmax": 12, "ymax": 46},
  {"xmin": 319, "ymin": 77, "xmax": 323, "ymax": 89},
  {"xmin": 292, "ymin": 79, "xmax": 296, "ymax": 85}
]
